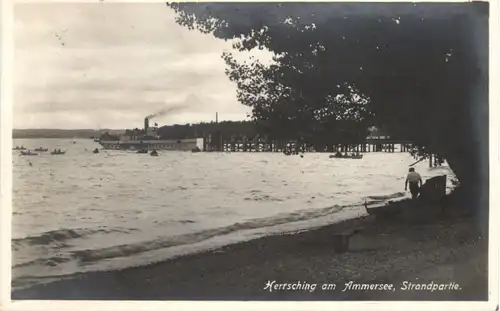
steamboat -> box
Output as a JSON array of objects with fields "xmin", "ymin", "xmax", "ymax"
[{"xmin": 98, "ymin": 117, "xmax": 204, "ymax": 151}]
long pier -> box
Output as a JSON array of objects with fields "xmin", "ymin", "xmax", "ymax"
[
  {"xmin": 202, "ymin": 135, "xmax": 413, "ymax": 154},
  {"xmin": 201, "ymin": 134, "xmax": 444, "ymax": 168}
]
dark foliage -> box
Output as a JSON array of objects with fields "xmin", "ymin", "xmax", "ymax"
[
  {"xmin": 157, "ymin": 120, "xmax": 258, "ymax": 140},
  {"xmin": 167, "ymin": 3, "xmax": 488, "ymax": 211}
]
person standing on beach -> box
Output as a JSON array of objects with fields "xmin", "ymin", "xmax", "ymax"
[{"xmin": 405, "ymin": 167, "xmax": 423, "ymax": 199}]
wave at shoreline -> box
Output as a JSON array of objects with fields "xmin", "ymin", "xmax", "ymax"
[
  {"xmin": 11, "ymin": 191, "xmax": 411, "ymax": 291},
  {"xmin": 13, "ymin": 227, "xmax": 138, "ymax": 249}
]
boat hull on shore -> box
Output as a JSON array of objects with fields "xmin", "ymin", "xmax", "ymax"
[{"xmin": 364, "ymin": 201, "xmax": 402, "ymax": 217}]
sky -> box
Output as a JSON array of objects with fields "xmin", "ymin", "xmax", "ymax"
[{"xmin": 14, "ymin": 3, "xmax": 273, "ymax": 129}]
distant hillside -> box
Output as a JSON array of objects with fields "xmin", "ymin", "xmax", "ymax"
[
  {"xmin": 13, "ymin": 124, "xmax": 384, "ymax": 139},
  {"xmin": 13, "ymin": 129, "xmax": 124, "ymax": 139}
]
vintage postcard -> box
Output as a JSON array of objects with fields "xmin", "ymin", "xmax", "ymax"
[{"xmin": 1, "ymin": 1, "xmax": 497, "ymax": 310}]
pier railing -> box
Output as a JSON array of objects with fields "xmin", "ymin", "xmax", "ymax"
[{"xmin": 202, "ymin": 136, "xmax": 414, "ymax": 153}]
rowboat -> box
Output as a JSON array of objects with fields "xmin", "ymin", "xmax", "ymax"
[
  {"xmin": 19, "ymin": 150, "xmax": 38, "ymax": 156},
  {"xmin": 329, "ymin": 154, "xmax": 364, "ymax": 159}
]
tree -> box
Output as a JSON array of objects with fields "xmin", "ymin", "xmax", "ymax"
[{"xmin": 167, "ymin": 3, "xmax": 489, "ymax": 220}]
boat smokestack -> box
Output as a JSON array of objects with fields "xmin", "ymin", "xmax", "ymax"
[{"xmin": 144, "ymin": 118, "xmax": 149, "ymax": 132}]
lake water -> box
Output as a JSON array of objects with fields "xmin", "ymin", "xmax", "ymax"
[{"xmin": 12, "ymin": 138, "xmax": 455, "ymax": 290}]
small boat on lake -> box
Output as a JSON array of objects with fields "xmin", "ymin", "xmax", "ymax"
[
  {"xmin": 13, "ymin": 146, "xmax": 26, "ymax": 151},
  {"xmin": 329, "ymin": 153, "xmax": 364, "ymax": 159},
  {"xmin": 20, "ymin": 150, "xmax": 38, "ymax": 156},
  {"xmin": 191, "ymin": 147, "xmax": 201, "ymax": 153},
  {"xmin": 137, "ymin": 149, "xmax": 148, "ymax": 154},
  {"xmin": 283, "ymin": 150, "xmax": 301, "ymax": 156},
  {"xmin": 34, "ymin": 147, "xmax": 48, "ymax": 152},
  {"xmin": 51, "ymin": 149, "xmax": 66, "ymax": 155},
  {"xmin": 150, "ymin": 150, "xmax": 158, "ymax": 156}
]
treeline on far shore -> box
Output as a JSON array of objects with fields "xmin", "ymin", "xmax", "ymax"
[
  {"xmin": 99, "ymin": 121, "xmax": 259, "ymax": 141},
  {"xmin": 12, "ymin": 129, "xmax": 124, "ymax": 139},
  {"xmin": 157, "ymin": 121, "xmax": 257, "ymax": 139},
  {"xmin": 157, "ymin": 121, "xmax": 385, "ymax": 141}
]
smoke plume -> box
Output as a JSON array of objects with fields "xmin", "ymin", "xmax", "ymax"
[{"xmin": 146, "ymin": 93, "xmax": 203, "ymax": 120}]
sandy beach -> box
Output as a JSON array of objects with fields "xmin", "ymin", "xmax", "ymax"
[{"xmin": 12, "ymin": 196, "xmax": 488, "ymax": 301}]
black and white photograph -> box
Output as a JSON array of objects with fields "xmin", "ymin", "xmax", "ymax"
[{"xmin": 5, "ymin": 1, "xmax": 492, "ymax": 304}]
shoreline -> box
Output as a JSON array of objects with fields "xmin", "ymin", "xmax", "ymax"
[
  {"xmin": 11, "ymin": 193, "xmax": 412, "ymax": 289},
  {"xmin": 12, "ymin": 199, "xmax": 488, "ymax": 301}
]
